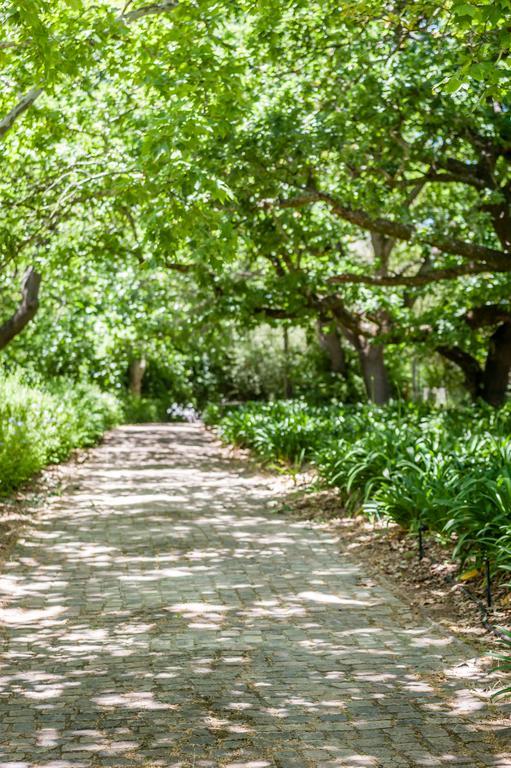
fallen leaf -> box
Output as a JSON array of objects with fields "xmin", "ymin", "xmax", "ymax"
[{"xmin": 459, "ymin": 568, "xmax": 481, "ymax": 582}]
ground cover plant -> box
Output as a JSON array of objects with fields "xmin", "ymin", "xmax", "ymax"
[{"xmin": 206, "ymin": 400, "xmax": 511, "ymax": 605}]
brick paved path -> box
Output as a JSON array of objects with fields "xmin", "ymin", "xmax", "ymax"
[{"xmin": 0, "ymin": 424, "xmax": 509, "ymax": 768}]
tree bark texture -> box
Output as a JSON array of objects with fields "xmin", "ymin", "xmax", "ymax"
[
  {"xmin": 0, "ymin": 267, "xmax": 41, "ymax": 350},
  {"xmin": 129, "ymin": 358, "xmax": 147, "ymax": 397},
  {"xmin": 358, "ymin": 343, "xmax": 392, "ymax": 405}
]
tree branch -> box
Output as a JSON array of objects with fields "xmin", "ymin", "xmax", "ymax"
[
  {"xmin": 436, "ymin": 345, "xmax": 483, "ymax": 399},
  {"xmin": 121, "ymin": 0, "xmax": 178, "ymax": 21},
  {"xmin": 329, "ymin": 262, "xmax": 500, "ymax": 287},
  {"xmin": 465, "ymin": 305, "xmax": 511, "ymax": 328},
  {"xmin": 426, "ymin": 158, "xmax": 489, "ymax": 190},
  {"xmin": 253, "ymin": 306, "xmax": 300, "ymax": 319},
  {"xmin": 0, "ymin": 87, "xmax": 43, "ymax": 139},
  {"xmin": 0, "ymin": 267, "xmax": 41, "ymax": 350},
  {"xmin": 165, "ymin": 261, "xmax": 193, "ymax": 273},
  {"xmin": 261, "ymin": 189, "xmax": 511, "ymax": 270}
]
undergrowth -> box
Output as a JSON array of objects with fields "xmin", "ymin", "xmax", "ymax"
[
  {"xmin": 0, "ymin": 373, "xmax": 122, "ymax": 494},
  {"xmin": 0, "ymin": 374, "xmax": 201, "ymax": 494}
]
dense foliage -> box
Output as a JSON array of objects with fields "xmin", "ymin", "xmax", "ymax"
[
  {"xmin": 0, "ymin": 0, "xmax": 510, "ymax": 411},
  {"xmin": 0, "ymin": 373, "xmax": 122, "ymax": 493}
]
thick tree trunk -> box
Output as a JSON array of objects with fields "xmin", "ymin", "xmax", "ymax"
[
  {"xmin": 481, "ymin": 322, "xmax": 511, "ymax": 407},
  {"xmin": 326, "ymin": 296, "xmax": 392, "ymax": 404},
  {"xmin": 436, "ymin": 345, "xmax": 483, "ymax": 400},
  {"xmin": 129, "ymin": 358, "xmax": 146, "ymax": 397},
  {"xmin": 358, "ymin": 343, "xmax": 392, "ymax": 405},
  {"xmin": 316, "ymin": 321, "xmax": 347, "ymax": 376},
  {"xmin": 438, "ymin": 324, "xmax": 511, "ymax": 407},
  {"xmin": 0, "ymin": 267, "xmax": 41, "ymax": 350}
]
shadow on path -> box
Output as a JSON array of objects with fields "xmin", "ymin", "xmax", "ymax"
[{"xmin": 0, "ymin": 424, "xmax": 509, "ymax": 768}]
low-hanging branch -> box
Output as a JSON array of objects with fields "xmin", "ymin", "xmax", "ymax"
[{"xmin": 328, "ymin": 262, "xmax": 501, "ymax": 287}]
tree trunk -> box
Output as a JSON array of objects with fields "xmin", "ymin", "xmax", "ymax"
[
  {"xmin": 438, "ymin": 324, "xmax": 511, "ymax": 407},
  {"xmin": 481, "ymin": 322, "xmax": 511, "ymax": 407},
  {"xmin": 129, "ymin": 358, "xmax": 146, "ymax": 397},
  {"xmin": 282, "ymin": 326, "xmax": 292, "ymax": 398},
  {"xmin": 316, "ymin": 321, "xmax": 347, "ymax": 376},
  {"xmin": 358, "ymin": 343, "xmax": 392, "ymax": 405},
  {"xmin": 0, "ymin": 267, "xmax": 41, "ymax": 350},
  {"xmin": 436, "ymin": 345, "xmax": 483, "ymax": 400}
]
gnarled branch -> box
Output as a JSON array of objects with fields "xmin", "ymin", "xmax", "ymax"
[
  {"xmin": 0, "ymin": 267, "xmax": 41, "ymax": 350},
  {"xmin": 261, "ymin": 189, "xmax": 511, "ymax": 270}
]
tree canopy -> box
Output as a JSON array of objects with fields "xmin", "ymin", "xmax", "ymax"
[{"xmin": 1, "ymin": 0, "xmax": 510, "ymax": 406}]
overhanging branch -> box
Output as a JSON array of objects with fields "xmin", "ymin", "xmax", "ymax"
[
  {"xmin": 329, "ymin": 263, "xmax": 501, "ymax": 287},
  {"xmin": 261, "ymin": 189, "xmax": 511, "ymax": 270}
]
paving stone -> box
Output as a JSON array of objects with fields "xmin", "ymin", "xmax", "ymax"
[{"xmin": 0, "ymin": 424, "xmax": 507, "ymax": 768}]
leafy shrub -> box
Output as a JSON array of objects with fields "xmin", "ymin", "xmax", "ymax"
[
  {"xmin": 211, "ymin": 400, "xmax": 339, "ymax": 463},
  {"xmin": 0, "ymin": 374, "xmax": 122, "ymax": 494},
  {"xmin": 122, "ymin": 395, "xmax": 169, "ymax": 424},
  {"xmin": 493, "ymin": 629, "xmax": 511, "ymax": 699}
]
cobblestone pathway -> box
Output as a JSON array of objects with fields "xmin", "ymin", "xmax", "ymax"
[{"xmin": 0, "ymin": 424, "xmax": 509, "ymax": 768}]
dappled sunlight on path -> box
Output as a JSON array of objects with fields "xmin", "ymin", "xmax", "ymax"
[{"xmin": 0, "ymin": 424, "xmax": 509, "ymax": 767}]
